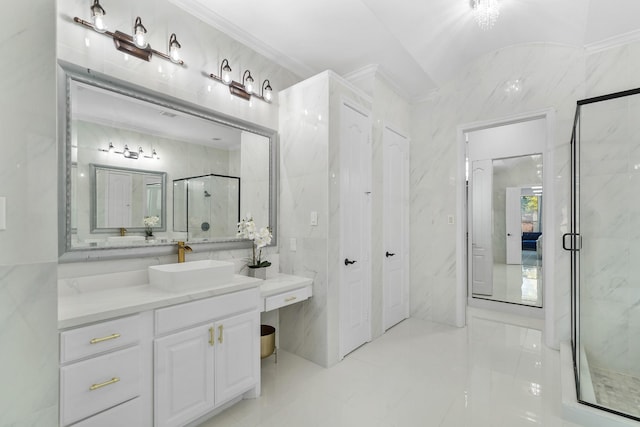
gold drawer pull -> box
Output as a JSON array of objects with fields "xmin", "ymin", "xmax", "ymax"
[
  {"xmin": 218, "ymin": 325, "xmax": 223, "ymax": 344},
  {"xmin": 209, "ymin": 327, "xmax": 214, "ymax": 346},
  {"xmin": 90, "ymin": 333, "xmax": 121, "ymax": 344},
  {"xmin": 285, "ymin": 296, "xmax": 297, "ymax": 302},
  {"xmin": 89, "ymin": 377, "xmax": 120, "ymax": 391}
]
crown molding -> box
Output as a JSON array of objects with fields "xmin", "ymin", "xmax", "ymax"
[
  {"xmin": 585, "ymin": 29, "xmax": 640, "ymax": 54},
  {"xmin": 169, "ymin": 0, "xmax": 315, "ymax": 78}
]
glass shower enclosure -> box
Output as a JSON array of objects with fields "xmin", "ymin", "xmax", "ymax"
[
  {"xmin": 569, "ymin": 88, "xmax": 640, "ymax": 421},
  {"xmin": 173, "ymin": 173, "xmax": 241, "ymax": 241}
]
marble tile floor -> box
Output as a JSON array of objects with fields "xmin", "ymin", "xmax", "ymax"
[
  {"xmin": 590, "ymin": 366, "xmax": 640, "ymax": 419},
  {"xmin": 200, "ymin": 309, "xmax": 582, "ymax": 427}
]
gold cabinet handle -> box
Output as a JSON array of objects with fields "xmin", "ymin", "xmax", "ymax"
[
  {"xmin": 285, "ymin": 296, "xmax": 297, "ymax": 302},
  {"xmin": 218, "ymin": 325, "xmax": 223, "ymax": 344},
  {"xmin": 209, "ymin": 327, "xmax": 214, "ymax": 346},
  {"xmin": 89, "ymin": 377, "xmax": 120, "ymax": 391},
  {"xmin": 90, "ymin": 333, "xmax": 121, "ymax": 344}
]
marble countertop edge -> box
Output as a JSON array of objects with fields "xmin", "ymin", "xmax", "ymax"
[{"xmin": 58, "ymin": 273, "xmax": 314, "ymax": 329}]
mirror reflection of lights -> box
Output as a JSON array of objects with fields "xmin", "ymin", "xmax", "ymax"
[{"xmin": 529, "ymin": 383, "xmax": 542, "ymax": 396}]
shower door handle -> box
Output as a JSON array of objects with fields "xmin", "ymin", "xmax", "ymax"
[{"xmin": 562, "ymin": 233, "xmax": 581, "ymax": 251}]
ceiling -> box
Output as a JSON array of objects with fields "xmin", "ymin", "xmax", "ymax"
[{"xmin": 170, "ymin": 0, "xmax": 640, "ymax": 101}]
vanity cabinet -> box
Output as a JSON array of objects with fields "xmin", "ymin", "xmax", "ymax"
[
  {"xmin": 58, "ymin": 313, "xmax": 153, "ymax": 427},
  {"xmin": 153, "ymin": 288, "xmax": 260, "ymax": 427}
]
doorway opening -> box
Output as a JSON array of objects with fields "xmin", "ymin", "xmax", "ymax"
[{"xmin": 458, "ymin": 112, "xmax": 554, "ymax": 326}]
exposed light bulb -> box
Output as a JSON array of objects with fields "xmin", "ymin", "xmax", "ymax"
[
  {"xmin": 90, "ymin": 0, "xmax": 107, "ymax": 33},
  {"xmin": 168, "ymin": 33, "xmax": 181, "ymax": 63},
  {"xmin": 221, "ymin": 60, "xmax": 232, "ymax": 85},
  {"xmin": 242, "ymin": 70, "xmax": 254, "ymax": 95},
  {"xmin": 133, "ymin": 17, "xmax": 148, "ymax": 49}
]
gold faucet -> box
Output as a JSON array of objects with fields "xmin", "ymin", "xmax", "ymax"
[
  {"xmin": 177, "ymin": 241, "xmax": 192, "ymax": 263},
  {"xmin": 119, "ymin": 227, "xmax": 127, "ymax": 236}
]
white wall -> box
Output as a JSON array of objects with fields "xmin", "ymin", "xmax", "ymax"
[{"xmin": 0, "ymin": 1, "xmax": 58, "ymax": 425}]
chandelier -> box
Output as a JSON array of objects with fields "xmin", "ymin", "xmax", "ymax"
[{"xmin": 473, "ymin": 0, "xmax": 500, "ymax": 30}]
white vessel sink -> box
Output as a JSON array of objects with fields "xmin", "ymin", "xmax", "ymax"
[
  {"xmin": 107, "ymin": 236, "xmax": 146, "ymax": 244},
  {"xmin": 148, "ymin": 260, "xmax": 235, "ymax": 292}
]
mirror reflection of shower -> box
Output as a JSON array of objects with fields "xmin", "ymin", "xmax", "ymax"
[{"xmin": 173, "ymin": 174, "xmax": 240, "ymax": 241}]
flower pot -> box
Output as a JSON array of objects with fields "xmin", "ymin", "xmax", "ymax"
[
  {"xmin": 260, "ymin": 324, "xmax": 276, "ymax": 359},
  {"xmin": 248, "ymin": 266, "xmax": 267, "ymax": 280}
]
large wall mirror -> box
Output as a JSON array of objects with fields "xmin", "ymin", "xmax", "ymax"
[{"xmin": 59, "ymin": 64, "xmax": 277, "ymax": 261}]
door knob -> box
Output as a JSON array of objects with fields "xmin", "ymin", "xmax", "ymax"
[
  {"xmin": 344, "ymin": 258, "xmax": 357, "ymax": 266},
  {"xmin": 385, "ymin": 251, "xmax": 396, "ymax": 258}
]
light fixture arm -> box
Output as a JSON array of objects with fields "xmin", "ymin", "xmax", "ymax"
[{"xmin": 242, "ymin": 70, "xmax": 253, "ymax": 85}]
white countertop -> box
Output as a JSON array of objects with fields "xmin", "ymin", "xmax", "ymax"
[
  {"xmin": 260, "ymin": 274, "xmax": 313, "ymax": 298},
  {"xmin": 58, "ymin": 272, "xmax": 313, "ymax": 329}
]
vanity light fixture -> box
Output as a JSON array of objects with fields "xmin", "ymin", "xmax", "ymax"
[
  {"xmin": 261, "ymin": 80, "xmax": 273, "ymax": 103},
  {"xmin": 99, "ymin": 143, "xmax": 159, "ymax": 160},
  {"xmin": 168, "ymin": 33, "xmax": 181, "ymax": 64},
  {"xmin": 242, "ymin": 70, "xmax": 254, "ymax": 95},
  {"xmin": 133, "ymin": 17, "xmax": 148, "ymax": 49},
  {"xmin": 73, "ymin": 7, "xmax": 186, "ymax": 66},
  {"xmin": 208, "ymin": 61, "xmax": 274, "ymax": 103},
  {"xmin": 143, "ymin": 148, "xmax": 160, "ymax": 160},
  {"xmin": 221, "ymin": 59, "xmax": 232, "ymax": 85},
  {"xmin": 90, "ymin": 0, "xmax": 107, "ymax": 33}
]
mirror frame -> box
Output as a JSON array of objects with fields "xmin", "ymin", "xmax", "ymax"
[
  {"xmin": 90, "ymin": 164, "xmax": 167, "ymax": 233},
  {"xmin": 58, "ymin": 61, "xmax": 278, "ymax": 262}
]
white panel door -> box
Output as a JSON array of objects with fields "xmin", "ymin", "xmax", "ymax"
[
  {"xmin": 470, "ymin": 159, "xmax": 493, "ymax": 296},
  {"xmin": 339, "ymin": 102, "xmax": 372, "ymax": 359},
  {"xmin": 214, "ymin": 311, "xmax": 259, "ymax": 406},
  {"xmin": 106, "ymin": 171, "xmax": 132, "ymax": 227},
  {"xmin": 154, "ymin": 324, "xmax": 214, "ymax": 427},
  {"xmin": 382, "ymin": 126, "xmax": 410, "ymax": 331},
  {"xmin": 506, "ymin": 187, "xmax": 522, "ymax": 265}
]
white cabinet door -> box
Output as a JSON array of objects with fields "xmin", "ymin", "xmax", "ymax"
[
  {"xmin": 154, "ymin": 324, "xmax": 215, "ymax": 427},
  {"xmin": 214, "ymin": 311, "xmax": 259, "ymax": 406}
]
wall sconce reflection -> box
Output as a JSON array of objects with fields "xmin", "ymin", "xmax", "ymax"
[{"xmin": 99, "ymin": 142, "xmax": 160, "ymax": 160}]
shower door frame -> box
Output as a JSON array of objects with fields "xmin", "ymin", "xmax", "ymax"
[{"xmin": 569, "ymin": 87, "xmax": 640, "ymax": 422}]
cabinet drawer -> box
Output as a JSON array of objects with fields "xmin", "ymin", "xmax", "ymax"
[
  {"xmin": 71, "ymin": 397, "xmax": 142, "ymax": 427},
  {"xmin": 60, "ymin": 346, "xmax": 141, "ymax": 426},
  {"xmin": 264, "ymin": 286, "xmax": 311, "ymax": 312},
  {"xmin": 155, "ymin": 287, "xmax": 259, "ymax": 335},
  {"xmin": 60, "ymin": 315, "xmax": 141, "ymax": 364}
]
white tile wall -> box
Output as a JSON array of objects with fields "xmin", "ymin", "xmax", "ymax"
[{"xmin": 0, "ymin": 1, "xmax": 58, "ymax": 424}]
